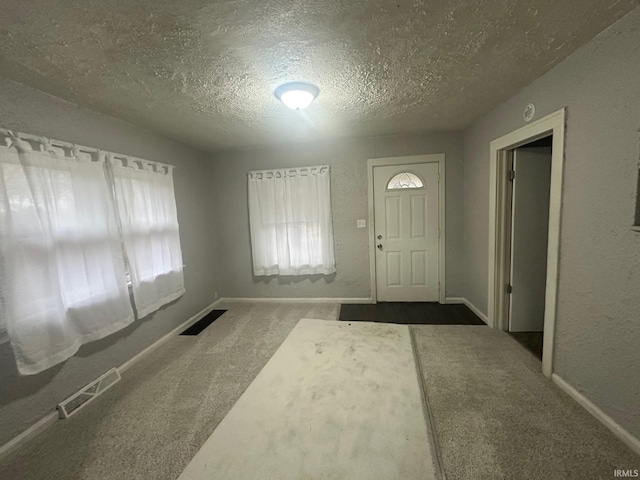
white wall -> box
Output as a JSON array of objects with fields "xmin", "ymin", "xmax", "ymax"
[
  {"xmin": 0, "ymin": 78, "xmax": 220, "ymax": 447},
  {"xmin": 463, "ymin": 8, "xmax": 640, "ymax": 439},
  {"xmin": 211, "ymin": 132, "xmax": 465, "ymax": 299}
]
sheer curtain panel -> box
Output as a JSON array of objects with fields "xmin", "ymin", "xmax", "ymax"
[
  {"xmin": 248, "ymin": 165, "xmax": 336, "ymax": 276},
  {"xmin": 110, "ymin": 157, "xmax": 185, "ymax": 318},
  {"xmin": 0, "ymin": 138, "xmax": 134, "ymax": 375}
]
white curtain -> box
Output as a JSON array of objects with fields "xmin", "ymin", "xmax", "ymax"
[
  {"xmin": 0, "ymin": 139, "xmax": 134, "ymax": 375},
  {"xmin": 248, "ymin": 165, "xmax": 336, "ymax": 276},
  {"xmin": 110, "ymin": 157, "xmax": 184, "ymax": 318}
]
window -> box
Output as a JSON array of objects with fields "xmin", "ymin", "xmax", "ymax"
[
  {"xmin": 0, "ymin": 132, "xmax": 184, "ymax": 374},
  {"xmin": 110, "ymin": 157, "xmax": 185, "ymax": 318},
  {"xmin": 387, "ymin": 171, "xmax": 424, "ymax": 189},
  {"xmin": 247, "ymin": 166, "xmax": 336, "ymax": 276}
]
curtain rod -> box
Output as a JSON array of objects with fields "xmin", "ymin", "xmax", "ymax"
[
  {"xmin": 248, "ymin": 165, "xmax": 330, "ymax": 178},
  {"xmin": 0, "ymin": 126, "xmax": 175, "ymax": 172}
]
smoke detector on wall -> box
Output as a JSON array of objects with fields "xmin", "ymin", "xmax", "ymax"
[
  {"xmin": 523, "ymin": 103, "xmax": 536, "ymax": 122},
  {"xmin": 275, "ymin": 82, "xmax": 320, "ymax": 110}
]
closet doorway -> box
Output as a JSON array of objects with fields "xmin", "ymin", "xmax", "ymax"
[
  {"xmin": 487, "ymin": 108, "xmax": 566, "ymax": 377},
  {"xmin": 507, "ymin": 138, "xmax": 553, "ymax": 360}
]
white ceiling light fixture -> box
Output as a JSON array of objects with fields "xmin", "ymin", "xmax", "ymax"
[{"xmin": 274, "ymin": 82, "xmax": 320, "ymax": 110}]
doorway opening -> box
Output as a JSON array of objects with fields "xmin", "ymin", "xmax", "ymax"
[
  {"xmin": 506, "ymin": 135, "xmax": 552, "ymax": 361},
  {"xmin": 487, "ymin": 108, "xmax": 566, "ymax": 377}
]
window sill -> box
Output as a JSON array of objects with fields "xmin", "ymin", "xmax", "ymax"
[{"xmin": 632, "ymin": 226, "xmax": 640, "ymax": 233}]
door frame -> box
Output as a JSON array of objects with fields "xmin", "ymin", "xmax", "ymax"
[
  {"xmin": 367, "ymin": 154, "xmax": 446, "ymax": 304},
  {"xmin": 487, "ymin": 108, "xmax": 566, "ymax": 377}
]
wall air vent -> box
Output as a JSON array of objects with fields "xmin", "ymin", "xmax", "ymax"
[{"xmin": 57, "ymin": 368, "xmax": 121, "ymax": 419}]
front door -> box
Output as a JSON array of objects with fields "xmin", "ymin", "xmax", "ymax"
[{"xmin": 373, "ymin": 163, "xmax": 440, "ymax": 302}]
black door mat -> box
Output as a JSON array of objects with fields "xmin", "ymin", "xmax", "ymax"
[
  {"xmin": 339, "ymin": 303, "xmax": 485, "ymax": 325},
  {"xmin": 180, "ymin": 310, "xmax": 227, "ymax": 335}
]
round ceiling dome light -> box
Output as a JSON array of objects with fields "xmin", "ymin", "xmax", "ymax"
[{"xmin": 274, "ymin": 82, "xmax": 319, "ymax": 110}]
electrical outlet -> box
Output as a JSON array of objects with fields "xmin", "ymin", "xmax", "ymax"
[{"xmin": 356, "ymin": 219, "xmax": 366, "ymax": 228}]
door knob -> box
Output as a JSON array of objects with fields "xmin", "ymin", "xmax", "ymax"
[
  {"xmin": 377, "ymin": 244, "xmax": 383, "ymax": 250},
  {"xmin": 377, "ymin": 235, "xmax": 382, "ymax": 240}
]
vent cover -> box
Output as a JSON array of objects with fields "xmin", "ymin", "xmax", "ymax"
[
  {"xmin": 180, "ymin": 310, "xmax": 226, "ymax": 335},
  {"xmin": 57, "ymin": 368, "xmax": 121, "ymax": 419}
]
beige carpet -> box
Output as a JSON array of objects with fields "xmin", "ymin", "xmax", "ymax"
[
  {"xmin": 411, "ymin": 325, "xmax": 640, "ymax": 480},
  {"xmin": 0, "ymin": 302, "xmax": 339, "ymax": 480},
  {"xmin": 180, "ymin": 319, "xmax": 435, "ymax": 480},
  {"xmin": 1, "ymin": 303, "xmax": 638, "ymax": 480}
]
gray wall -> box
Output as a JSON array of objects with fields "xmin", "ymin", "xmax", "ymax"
[
  {"xmin": 463, "ymin": 9, "xmax": 640, "ymax": 438},
  {"xmin": 211, "ymin": 132, "xmax": 465, "ymax": 299},
  {"xmin": 0, "ymin": 78, "xmax": 220, "ymax": 446}
]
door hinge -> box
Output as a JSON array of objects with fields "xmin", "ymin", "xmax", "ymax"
[
  {"xmin": 506, "ymin": 284, "xmax": 513, "ymax": 294},
  {"xmin": 508, "ymin": 169, "xmax": 515, "ymax": 181}
]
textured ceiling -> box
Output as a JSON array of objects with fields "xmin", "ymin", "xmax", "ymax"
[{"xmin": 0, "ymin": 1, "xmax": 636, "ymax": 151}]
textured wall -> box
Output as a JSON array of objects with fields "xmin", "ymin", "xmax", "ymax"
[
  {"xmin": 463, "ymin": 9, "xmax": 640, "ymax": 438},
  {"xmin": 0, "ymin": 78, "xmax": 219, "ymax": 446},
  {"xmin": 210, "ymin": 132, "xmax": 464, "ymax": 299}
]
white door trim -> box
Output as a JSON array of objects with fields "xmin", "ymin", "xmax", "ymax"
[
  {"xmin": 367, "ymin": 154, "xmax": 446, "ymax": 304},
  {"xmin": 487, "ymin": 108, "xmax": 566, "ymax": 377}
]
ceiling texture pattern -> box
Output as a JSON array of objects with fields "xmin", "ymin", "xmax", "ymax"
[{"xmin": 0, "ymin": 0, "xmax": 636, "ymax": 151}]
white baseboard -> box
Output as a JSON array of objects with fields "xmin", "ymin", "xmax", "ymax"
[
  {"xmin": 219, "ymin": 297, "xmax": 373, "ymax": 304},
  {"xmin": 552, "ymin": 374, "xmax": 640, "ymax": 456},
  {"xmin": 0, "ymin": 296, "xmax": 223, "ymax": 460},
  {"xmin": 118, "ymin": 297, "xmax": 224, "ymax": 374},
  {"xmin": 444, "ymin": 297, "xmax": 464, "ymax": 304},
  {"xmin": 445, "ymin": 297, "xmax": 488, "ymax": 324},
  {"xmin": 0, "ymin": 410, "xmax": 58, "ymax": 460},
  {"xmin": 463, "ymin": 299, "xmax": 489, "ymax": 324}
]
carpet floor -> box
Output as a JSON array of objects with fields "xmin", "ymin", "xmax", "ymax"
[
  {"xmin": 179, "ymin": 320, "xmax": 435, "ymax": 480},
  {"xmin": 411, "ymin": 325, "xmax": 639, "ymax": 479},
  {"xmin": 1, "ymin": 303, "xmax": 637, "ymax": 480},
  {"xmin": 0, "ymin": 302, "xmax": 339, "ymax": 480}
]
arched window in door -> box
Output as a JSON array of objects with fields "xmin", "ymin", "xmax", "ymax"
[{"xmin": 386, "ymin": 171, "xmax": 424, "ymax": 190}]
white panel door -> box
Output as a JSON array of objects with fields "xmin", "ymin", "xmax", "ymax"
[
  {"xmin": 374, "ymin": 163, "xmax": 439, "ymax": 302},
  {"xmin": 509, "ymin": 148, "xmax": 552, "ymax": 332}
]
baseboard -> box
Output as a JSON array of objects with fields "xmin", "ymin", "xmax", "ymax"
[
  {"xmin": 445, "ymin": 297, "xmax": 489, "ymax": 324},
  {"xmin": 463, "ymin": 299, "xmax": 488, "ymax": 324},
  {"xmin": 0, "ymin": 296, "xmax": 223, "ymax": 461},
  {"xmin": 552, "ymin": 374, "xmax": 640, "ymax": 456},
  {"xmin": 219, "ymin": 297, "xmax": 374, "ymax": 304},
  {"xmin": 0, "ymin": 410, "xmax": 58, "ymax": 460},
  {"xmin": 444, "ymin": 297, "xmax": 465, "ymax": 304},
  {"xmin": 119, "ymin": 297, "xmax": 224, "ymax": 374}
]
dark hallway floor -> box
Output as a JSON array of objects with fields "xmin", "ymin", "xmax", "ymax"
[{"xmin": 508, "ymin": 331, "xmax": 544, "ymax": 360}]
